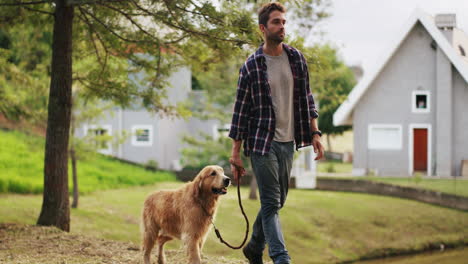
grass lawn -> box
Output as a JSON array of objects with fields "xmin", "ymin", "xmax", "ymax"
[
  {"xmin": 0, "ymin": 129, "xmax": 176, "ymax": 194},
  {"xmin": 317, "ymin": 161, "xmax": 353, "ymax": 174},
  {"xmin": 353, "ymin": 247, "xmax": 468, "ymax": 264},
  {"xmin": 349, "ymin": 177, "xmax": 468, "ymax": 198},
  {"xmin": 1, "ymin": 183, "xmax": 467, "ymax": 264}
]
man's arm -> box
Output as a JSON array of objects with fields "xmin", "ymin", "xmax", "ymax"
[
  {"xmin": 299, "ymin": 51, "xmax": 324, "ymax": 160},
  {"xmin": 310, "ymin": 117, "xmax": 324, "ymax": 160},
  {"xmin": 230, "ymin": 139, "xmax": 244, "ymax": 181},
  {"xmin": 228, "ymin": 65, "xmax": 251, "ymax": 181}
]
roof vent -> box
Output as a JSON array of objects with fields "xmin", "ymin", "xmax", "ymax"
[
  {"xmin": 435, "ymin": 14, "xmax": 456, "ymax": 29},
  {"xmin": 460, "ymin": 45, "xmax": 466, "ymax": 57}
]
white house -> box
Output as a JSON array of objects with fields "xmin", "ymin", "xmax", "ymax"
[{"xmin": 333, "ymin": 10, "xmax": 468, "ymax": 177}]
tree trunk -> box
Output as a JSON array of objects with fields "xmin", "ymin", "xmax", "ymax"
[
  {"xmin": 326, "ymin": 134, "xmax": 332, "ymax": 152},
  {"xmin": 248, "ymin": 175, "xmax": 258, "ymax": 200},
  {"xmin": 70, "ymin": 101, "xmax": 78, "ymax": 209},
  {"xmin": 70, "ymin": 147, "xmax": 79, "ymax": 208},
  {"xmin": 37, "ymin": 0, "xmax": 74, "ymax": 232}
]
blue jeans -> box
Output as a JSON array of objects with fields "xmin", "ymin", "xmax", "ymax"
[{"xmin": 247, "ymin": 141, "xmax": 294, "ymax": 264}]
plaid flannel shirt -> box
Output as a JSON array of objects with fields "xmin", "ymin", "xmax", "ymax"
[{"xmin": 229, "ymin": 43, "xmax": 319, "ymax": 156}]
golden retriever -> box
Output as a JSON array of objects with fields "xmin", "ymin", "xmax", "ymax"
[{"xmin": 141, "ymin": 165, "xmax": 231, "ymax": 264}]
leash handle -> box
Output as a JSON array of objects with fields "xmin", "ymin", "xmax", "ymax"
[
  {"xmin": 229, "ymin": 158, "xmax": 246, "ymax": 181},
  {"xmin": 212, "ymin": 159, "xmax": 249, "ymax": 250}
]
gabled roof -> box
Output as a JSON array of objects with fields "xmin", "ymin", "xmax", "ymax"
[{"xmin": 333, "ymin": 9, "xmax": 468, "ymax": 126}]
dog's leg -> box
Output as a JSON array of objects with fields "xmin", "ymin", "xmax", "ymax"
[
  {"xmin": 142, "ymin": 233, "xmax": 156, "ymax": 264},
  {"xmin": 142, "ymin": 223, "xmax": 158, "ymax": 264},
  {"xmin": 186, "ymin": 237, "xmax": 202, "ymax": 264},
  {"xmin": 157, "ymin": 235, "xmax": 172, "ymax": 264},
  {"xmin": 198, "ymin": 235, "xmax": 207, "ymax": 256}
]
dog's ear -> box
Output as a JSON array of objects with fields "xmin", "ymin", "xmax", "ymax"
[{"xmin": 192, "ymin": 170, "xmax": 204, "ymax": 198}]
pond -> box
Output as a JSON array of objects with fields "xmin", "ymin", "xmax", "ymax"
[{"xmin": 353, "ymin": 247, "xmax": 468, "ymax": 264}]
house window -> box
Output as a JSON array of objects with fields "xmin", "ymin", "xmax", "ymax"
[
  {"xmin": 132, "ymin": 125, "xmax": 153, "ymax": 146},
  {"xmin": 412, "ymin": 91, "xmax": 430, "ymax": 113},
  {"xmin": 213, "ymin": 124, "xmax": 230, "ymax": 140},
  {"xmin": 84, "ymin": 125, "xmax": 112, "ymax": 155},
  {"xmin": 368, "ymin": 124, "xmax": 402, "ymax": 150},
  {"xmin": 218, "ymin": 124, "xmax": 230, "ymax": 137}
]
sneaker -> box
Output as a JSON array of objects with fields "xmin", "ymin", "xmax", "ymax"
[{"xmin": 242, "ymin": 246, "xmax": 263, "ymax": 264}]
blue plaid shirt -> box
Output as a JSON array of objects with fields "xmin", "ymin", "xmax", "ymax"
[{"xmin": 229, "ymin": 43, "xmax": 319, "ymax": 156}]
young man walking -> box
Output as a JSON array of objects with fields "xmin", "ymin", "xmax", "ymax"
[{"xmin": 229, "ymin": 3, "xmax": 324, "ymax": 264}]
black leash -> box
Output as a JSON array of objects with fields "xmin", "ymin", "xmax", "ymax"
[{"xmin": 199, "ymin": 159, "xmax": 250, "ymax": 250}]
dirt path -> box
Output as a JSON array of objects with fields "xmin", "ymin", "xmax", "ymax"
[{"xmin": 0, "ymin": 223, "xmax": 246, "ymax": 264}]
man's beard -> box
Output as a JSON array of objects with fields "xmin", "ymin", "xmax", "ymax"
[{"xmin": 266, "ymin": 30, "xmax": 284, "ymax": 44}]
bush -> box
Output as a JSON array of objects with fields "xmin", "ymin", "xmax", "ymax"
[
  {"xmin": 413, "ymin": 172, "xmax": 423, "ymax": 183},
  {"xmin": 326, "ymin": 163, "xmax": 336, "ymax": 173},
  {"xmin": 0, "ymin": 178, "xmax": 8, "ymax": 193},
  {"xmin": 145, "ymin": 160, "xmax": 159, "ymax": 171}
]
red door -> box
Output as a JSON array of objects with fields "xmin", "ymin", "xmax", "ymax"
[{"xmin": 413, "ymin": 129, "xmax": 428, "ymax": 171}]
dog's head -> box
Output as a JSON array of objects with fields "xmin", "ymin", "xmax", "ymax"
[{"xmin": 194, "ymin": 165, "xmax": 231, "ymax": 196}]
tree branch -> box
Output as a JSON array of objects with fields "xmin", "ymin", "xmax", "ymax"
[
  {"xmin": 174, "ymin": 0, "xmax": 224, "ymax": 25},
  {"xmin": 0, "ymin": 0, "xmax": 50, "ymax": 6},
  {"xmin": 77, "ymin": 8, "xmax": 103, "ymax": 63},
  {"xmin": 131, "ymin": 0, "xmax": 244, "ymax": 45},
  {"xmin": 77, "ymin": 7, "xmax": 110, "ymax": 81},
  {"xmin": 66, "ymin": 0, "xmax": 127, "ymax": 5},
  {"xmin": 79, "ymin": 7, "xmax": 149, "ymax": 44},
  {"xmin": 22, "ymin": 5, "xmax": 54, "ymax": 15},
  {"xmin": 96, "ymin": 1, "xmax": 161, "ymax": 45},
  {"xmin": 97, "ymin": 1, "xmax": 189, "ymax": 46}
]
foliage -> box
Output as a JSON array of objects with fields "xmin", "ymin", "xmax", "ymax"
[
  {"xmin": 180, "ymin": 132, "xmax": 250, "ymax": 169},
  {"xmin": 325, "ymin": 162, "xmax": 335, "ymax": 173},
  {"xmin": 305, "ymin": 44, "xmax": 356, "ymax": 136},
  {"xmin": 0, "ymin": 129, "xmax": 175, "ymax": 194},
  {"xmin": 188, "ymin": 57, "xmax": 245, "ymax": 123},
  {"xmin": 2, "ymin": 0, "xmax": 258, "ymax": 107},
  {"xmin": 144, "ymin": 159, "xmax": 159, "ymax": 171},
  {"xmin": 0, "ymin": 22, "xmax": 51, "ymax": 126},
  {"xmin": 317, "ymin": 161, "xmax": 353, "ymax": 174}
]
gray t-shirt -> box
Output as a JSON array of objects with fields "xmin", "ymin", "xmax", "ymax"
[{"xmin": 264, "ymin": 50, "xmax": 295, "ymax": 142}]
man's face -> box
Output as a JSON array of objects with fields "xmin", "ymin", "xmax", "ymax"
[{"xmin": 260, "ymin": 10, "xmax": 286, "ymax": 44}]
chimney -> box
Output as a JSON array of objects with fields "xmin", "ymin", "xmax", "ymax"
[{"xmin": 435, "ymin": 14, "xmax": 456, "ymax": 42}]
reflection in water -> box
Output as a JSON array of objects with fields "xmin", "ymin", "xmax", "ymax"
[{"xmin": 353, "ymin": 247, "xmax": 468, "ymax": 264}]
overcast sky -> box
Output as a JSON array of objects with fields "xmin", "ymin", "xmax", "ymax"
[{"xmin": 308, "ymin": 0, "xmax": 468, "ymax": 72}]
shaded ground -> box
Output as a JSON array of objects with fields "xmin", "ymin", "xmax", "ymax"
[{"xmin": 0, "ymin": 223, "xmax": 250, "ymax": 264}]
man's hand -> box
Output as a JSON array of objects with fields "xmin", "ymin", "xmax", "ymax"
[
  {"xmin": 229, "ymin": 155, "xmax": 245, "ymax": 182},
  {"xmin": 312, "ymin": 134, "xmax": 325, "ymax": 160}
]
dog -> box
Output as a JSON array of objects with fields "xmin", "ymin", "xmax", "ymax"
[{"xmin": 141, "ymin": 165, "xmax": 231, "ymax": 264}]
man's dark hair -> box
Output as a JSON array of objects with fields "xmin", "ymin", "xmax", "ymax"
[{"xmin": 258, "ymin": 2, "xmax": 286, "ymax": 26}]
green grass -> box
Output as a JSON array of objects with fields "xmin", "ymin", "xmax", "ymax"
[
  {"xmin": 1, "ymin": 183, "xmax": 466, "ymax": 264},
  {"xmin": 362, "ymin": 177, "xmax": 468, "ymax": 198},
  {"xmin": 0, "ymin": 129, "xmax": 176, "ymax": 194},
  {"xmin": 353, "ymin": 247, "xmax": 468, "ymax": 264},
  {"xmin": 317, "ymin": 161, "xmax": 353, "ymax": 173}
]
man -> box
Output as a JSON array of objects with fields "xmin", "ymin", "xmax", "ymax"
[{"xmin": 228, "ymin": 3, "xmax": 324, "ymax": 264}]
